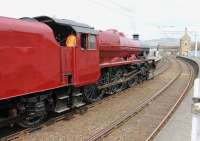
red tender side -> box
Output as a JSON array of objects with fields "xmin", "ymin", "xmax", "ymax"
[{"xmin": 0, "ymin": 17, "xmax": 64, "ymax": 100}]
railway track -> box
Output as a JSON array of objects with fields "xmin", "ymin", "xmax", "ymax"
[
  {"xmin": 0, "ymin": 57, "xmax": 170, "ymax": 141},
  {"xmin": 153, "ymin": 57, "xmax": 170, "ymax": 76},
  {"xmin": 145, "ymin": 62, "xmax": 194, "ymax": 141},
  {"xmin": 85, "ymin": 58, "xmax": 193, "ymax": 141}
]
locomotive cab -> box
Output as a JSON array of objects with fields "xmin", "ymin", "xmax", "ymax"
[
  {"xmin": 34, "ymin": 16, "xmax": 76, "ymax": 47},
  {"xmin": 34, "ymin": 16, "xmax": 100, "ymax": 87}
]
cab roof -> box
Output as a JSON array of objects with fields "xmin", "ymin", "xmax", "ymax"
[{"xmin": 33, "ymin": 16, "xmax": 98, "ymax": 35}]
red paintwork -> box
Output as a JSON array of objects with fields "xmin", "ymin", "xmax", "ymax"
[
  {"xmin": 98, "ymin": 29, "xmax": 142, "ymax": 65},
  {"xmin": 0, "ymin": 17, "xmax": 144, "ymax": 101},
  {"xmin": 72, "ymin": 34, "xmax": 100, "ymax": 87},
  {"xmin": 61, "ymin": 34, "xmax": 100, "ymax": 87},
  {"xmin": 100, "ymin": 60, "xmax": 142, "ymax": 68},
  {"xmin": 0, "ymin": 17, "xmax": 65, "ymax": 100}
]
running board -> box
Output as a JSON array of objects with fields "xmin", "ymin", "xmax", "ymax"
[{"xmin": 55, "ymin": 107, "xmax": 70, "ymax": 113}]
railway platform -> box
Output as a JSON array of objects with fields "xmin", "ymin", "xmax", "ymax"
[{"xmin": 155, "ymin": 56, "xmax": 200, "ymax": 141}]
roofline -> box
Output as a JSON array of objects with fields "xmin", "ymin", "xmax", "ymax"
[{"xmin": 34, "ymin": 16, "xmax": 98, "ymax": 34}]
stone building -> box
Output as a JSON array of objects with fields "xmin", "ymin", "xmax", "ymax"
[{"xmin": 180, "ymin": 28, "xmax": 191, "ymax": 56}]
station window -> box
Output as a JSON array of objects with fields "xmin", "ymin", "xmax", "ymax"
[
  {"xmin": 81, "ymin": 33, "xmax": 87, "ymax": 49},
  {"xmin": 89, "ymin": 35, "xmax": 96, "ymax": 49}
]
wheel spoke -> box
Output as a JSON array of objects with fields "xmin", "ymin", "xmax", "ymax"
[{"xmin": 83, "ymin": 85, "xmax": 104, "ymax": 103}]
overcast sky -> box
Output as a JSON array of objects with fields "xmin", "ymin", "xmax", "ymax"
[{"xmin": 0, "ymin": 0, "xmax": 199, "ymax": 40}]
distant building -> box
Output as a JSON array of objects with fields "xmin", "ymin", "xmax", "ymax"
[{"xmin": 180, "ymin": 28, "xmax": 191, "ymax": 56}]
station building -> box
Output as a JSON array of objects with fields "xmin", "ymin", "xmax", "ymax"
[{"xmin": 180, "ymin": 28, "xmax": 191, "ymax": 56}]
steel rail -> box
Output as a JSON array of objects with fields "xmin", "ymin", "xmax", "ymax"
[
  {"xmin": 153, "ymin": 57, "xmax": 170, "ymax": 76},
  {"xmin": 156, "ymin": 57, "xmax": 167, "ymax": 70},
  {"xmin": 145, "ymin": 63, "xmax": 194, "ymax": 141},
  {"xmin": 85, "ymin": 60, "xmax": 183, "ymax": 141}
]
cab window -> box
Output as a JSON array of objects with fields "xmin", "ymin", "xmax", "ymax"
[
  {"xmin": 81, "ymin": 33, "xmax": 87, "ymax": 49},
  {"xmin": 89, "ymin": 35, "xmax": 96, "ymax": 49},
  {"xmin": 80, "ymin": 33, "xmax": 96, "ymax": 50}
]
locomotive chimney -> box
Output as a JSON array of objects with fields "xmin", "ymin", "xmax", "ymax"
[{"xmin": 132, "ymin": 34, "xmax": 139, "ymax": 40}]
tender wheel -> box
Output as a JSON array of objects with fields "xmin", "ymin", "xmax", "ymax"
[
  {"xmin": 127, "ymin": 76, "xmax": 138, "ymax": 87},
  {"xmin": 18, "ymin": 110, "xmax": 47, "ymax": 128},
  {"xmin": 83, "ymin": 85, "xmax": 104, "ymax": 103},
  {"xmin": 17, "ymin": 100, "xmax": 47, "ymax": 128}
]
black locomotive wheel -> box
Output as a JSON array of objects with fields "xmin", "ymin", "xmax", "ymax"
[
  {"xmin": 18, "ymin": 111, "xmax": 46, "ymax": 128},
  {"xmin": 141, "ymin": 66, "xmax": 149, "ymax": 81},
  {"xmin": 98, "ymin": 71, "xmax": 109, "ymax": 86},
  {"xmin": 145, "ymin": 72, "xmax": 150, "ymax": 80},
  {"xmin": 83, "ymin": 85, "xmax": 104, "ymax": 103},
  {"xmin": 127, "ymin": 76, "xmax": 137, "ymax": 87},
  {"xmin": 110, "ymin": 83, "xmax": 123, "ymax": 94},
  {"xmin": 109, "ymin": 69, "xmax": 124, "ymax": 94}
]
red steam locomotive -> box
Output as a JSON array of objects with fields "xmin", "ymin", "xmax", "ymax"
[{"xmin": 0, "ymin": 16, "xmax": 155, "ymax": 127}]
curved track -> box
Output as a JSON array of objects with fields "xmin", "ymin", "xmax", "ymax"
[
  {"xmin": 145, "ymin": 62, "xmax": 194, "ymax": 141},
  {"xmin": 86, "ymin": 58, "xmax": 193, "ymax": 141},
  {"xmin": 154, "ymin": 57, "xmax": 170, "ymax": 76}
]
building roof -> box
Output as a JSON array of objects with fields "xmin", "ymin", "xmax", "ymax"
[{"xmin": 181, "ymin": 27, "xmax": 191, "ymax": 41}]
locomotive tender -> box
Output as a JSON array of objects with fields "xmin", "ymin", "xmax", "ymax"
[{"xmin": 0, "ymin": 16, "xmax": 155, "ymax": 127}]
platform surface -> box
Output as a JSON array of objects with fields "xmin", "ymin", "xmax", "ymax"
[{"xmin": 154, "ymin": 88, "xmax": 193, "ymax": 141}]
